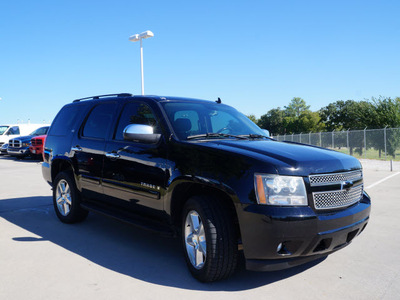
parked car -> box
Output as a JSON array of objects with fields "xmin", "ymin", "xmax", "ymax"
[
  {"xmin": 0, "ymin": 123, "xmax": 48, "ymax": 148},
  {"xmin": 8, "ymin": 126, "xmax": 50, "ymax": 158},
  {"xmin": 29, "ymin": 135, "xmax": 47, "ymax": 159},
  {"xmin": 0, "ymin": 143, "xmax": 8, "ymax": 155},
  {"xmin": 42, "ymin": 94, "xmax": 371, "ymax": 282}
]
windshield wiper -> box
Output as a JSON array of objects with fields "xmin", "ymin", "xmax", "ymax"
[
  {"xmin": 237, "ymin": 134, "xmax": 273, "ymax": 140},
  {"xmin": 186, "ymin": 133, "xmax": 248, "ymax": 140}
]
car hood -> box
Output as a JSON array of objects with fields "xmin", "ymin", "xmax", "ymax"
[
  {"xmin": 195, "ymin": 139, "xmax": 361, "ymax": 176},
  {"xmin": 31, "ymin": 135, "xmax": 47, "ymax": 140},
  {"xmin": 10, "ymin": 135, "xmax": 34, "ymax": 143}
]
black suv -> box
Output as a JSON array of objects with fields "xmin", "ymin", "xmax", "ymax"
[{"xmin": 42, "ymin": 94, "xmax": 371, "ymax": 282}]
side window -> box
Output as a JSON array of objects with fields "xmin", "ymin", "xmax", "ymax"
[
  {"xmin": 36, "ymin": 127, "xmax": 49, "ymax": 135},
  {"xmin": 82, "ymin": 103, "xmax": 117, "ymax": 139},
  {"xmin": 9, "ymin": 126, "xmax": 20, "ymax": 135},
  {"xmin": 114, "ymin": 102, "xmax": 159, "ymax": 141},
  {"xmin": 48, "ymin": 105, "xmax": 84, "ymax": 136}
]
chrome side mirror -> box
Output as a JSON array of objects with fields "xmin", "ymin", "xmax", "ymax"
[{"xmin": 123, "ymin": 124, "xmax": 161, "ymax": 144}]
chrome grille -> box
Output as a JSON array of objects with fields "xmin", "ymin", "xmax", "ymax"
[
  {"xmin": 31, "ymin": 139, "xmax": 42, "ymax": 146},
  {"xmin": 9, "ymin": 139, "xmax": 21, "ymax": 147},
  {"xmin": 313, "ymin": 184, "xmax": 363, "ymax": 210},
  {"xmin": 309, "ymin": 170, "xmax": 362, "ymax": 186}
]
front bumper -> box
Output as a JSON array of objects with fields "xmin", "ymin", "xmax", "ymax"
[
  {"xmin": 7, "ymin": 147, "xmax": 30, "ymax": 156},
  {"xmin": 29, "ymin": 145, "xmax": 44, "ymax": 155},
  {"xmin": 237, "ymin": 193, "xmax": 371, "ymax": 271},
  {"xmin": 0, "ymin": 144, "xmax": 8, "ymax": 155}
]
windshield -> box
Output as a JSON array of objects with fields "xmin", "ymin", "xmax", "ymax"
[
  {"xmin": 0, "ymin": 126, "xmax": 9, "ymax": 135},
  {"xmin": 162, "ymin": 101, "xmax": 267, "ymax": 140},
  {"xmin": 30, "ymin": 126, "xmax": 49, "ymax": 136}
]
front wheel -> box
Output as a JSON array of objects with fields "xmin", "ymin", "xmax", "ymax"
[
  {"xmin": 53, "ymin": 172, "xmax": 88, "ymax": 223},
  {"xmin": 182, "ymin": 195, "xmax": 238, "ymax": 282}
]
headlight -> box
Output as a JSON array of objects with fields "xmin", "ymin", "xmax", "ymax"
[
  {"xmin": 254, "ymin": 174, "xmax": 308, "ymax": 206},
  {"xmin": 22, "ymin": 142, "xmax": 31, "ymax": 147}
]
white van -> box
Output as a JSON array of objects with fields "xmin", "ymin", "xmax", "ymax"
[{"xmin": 0, "ymin": 124, "xmax": 48, "ymax": 146}]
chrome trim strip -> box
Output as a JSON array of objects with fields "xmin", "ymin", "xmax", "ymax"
[{"xmin": 309, "ymin": 170, "xmax": 363, "ymax": 187}]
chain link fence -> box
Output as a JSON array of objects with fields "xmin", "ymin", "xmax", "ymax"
[{"xmin": 272, "ymin": 127, "xmax": 400, "ymax": 161}]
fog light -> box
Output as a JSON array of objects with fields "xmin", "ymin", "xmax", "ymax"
[{"xmin": 277, "ymin": 242, "xmax": 292, "ymax": 256}]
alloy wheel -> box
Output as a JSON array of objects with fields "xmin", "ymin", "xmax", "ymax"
[
  {"xmin": 184, "ymin": 210, "xmax": 207, "ymax": 269},
  {"xmin": 56, "ymin": 179, "xmax": 72, "ymax": 216}
]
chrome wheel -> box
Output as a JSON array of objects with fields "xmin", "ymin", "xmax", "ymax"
[
  {"xmin": 184, "ymin": 210, "xmax": 207, "ymax": 269},
  {"xmin": 56, "ymin": 179, "xmax": 72, "ymax": 216}
]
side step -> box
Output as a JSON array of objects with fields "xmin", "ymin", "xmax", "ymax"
[{"xmin": 80, "ymin": 202, "xmax": 177, "ymax": 238}]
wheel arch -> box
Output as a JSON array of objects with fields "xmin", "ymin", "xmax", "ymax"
[
  {"xmin": 51, "ymin": 158, "xmax": 77, "ymax": 187},
  {"xmin": 169, "ymin": 181, "xmax": 241, "ymax": 241}
]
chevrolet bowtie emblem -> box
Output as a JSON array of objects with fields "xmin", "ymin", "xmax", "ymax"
[{"xmin": 341, "ymin": 181, "xmax": 354, "ymax": 190}]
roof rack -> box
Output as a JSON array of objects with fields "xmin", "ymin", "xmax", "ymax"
[{"xmin": 73, "ymin": 93, "xmax": 133, "ymax": 103}]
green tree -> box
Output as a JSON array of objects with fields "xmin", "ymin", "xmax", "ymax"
[
  {"xmin": 367, "ymin": 97, "xmax": 400, "ymax": 158},
  {"xmin": 284, "ymin": 97, "xmax": 310, "ymax": 118},
  {"xmin": 319, "ymin": 100, "xmax": 374, "ymax": 131},
  {"xmin": 257, "ymin": 108, "xmax": 286, "ymax": 135},
  {"xmin": 370, "ymin": 96, "xmax": 400, "ymax": 128},
  {"xmin": 258, "ymin": 98, "xmax": 323, "ymax": 135},
  {"xmin": 246, "ymin": 114, "xmax": 258, "ymax": 124},
  {"xmin": 297, "ymin": 111, "xmax": 326, "ymax": 133}
]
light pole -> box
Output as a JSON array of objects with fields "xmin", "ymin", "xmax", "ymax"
[{"xmin": 129, "ymin": 30, "xmax": 154, "ymax": 95}]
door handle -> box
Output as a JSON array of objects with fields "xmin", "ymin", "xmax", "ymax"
[
  {"xmin": 71, "ymin": 146, "xmax": 82, "ymax": 152},
  {"xmin": 105, "ymin": 152, "xmax": 120, "ymax": 159}
]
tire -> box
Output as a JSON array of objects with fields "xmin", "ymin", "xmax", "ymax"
[
  {"xmin": 53, "ymin": 172, "xmax": 88, "ymax": 223},
  {"xmin": 182, "ymin": 195, "xmax": 238, "ymax": 282}
]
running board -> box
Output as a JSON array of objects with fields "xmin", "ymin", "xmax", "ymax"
[{"xmin": 80, "ymin": 202, "xmax": 177, "ymax": 238}]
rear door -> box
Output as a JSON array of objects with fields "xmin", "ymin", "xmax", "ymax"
[{"xmin": 71, "ymin": 101, "xmax": 119, "ymax": 202}]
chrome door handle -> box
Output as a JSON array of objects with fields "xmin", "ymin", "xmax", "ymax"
[
  {"xmin": 71, "ymin": 146, "xmax": 82, "ymax": 152},
  {"xmin": 105, "ymin": 152, "xmax": 120, "ymax": 159}
]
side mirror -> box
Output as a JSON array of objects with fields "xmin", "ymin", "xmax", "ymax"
[
  {"xmin": 123, "ymin": 124, "xmax": 161, "ymax": 144},
  {"xmin": 263, "ymin": 129, "xmax": 270, "ymax": 137}
]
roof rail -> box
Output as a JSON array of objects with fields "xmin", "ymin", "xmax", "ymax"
[{"xmin": 73, "ymin": 93, "xmax": 133, "ymax": 103}]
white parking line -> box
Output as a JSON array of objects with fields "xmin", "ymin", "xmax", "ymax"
[{"xmin": 366, "ymin": 172, "xmax": 400, "ymax": 189}]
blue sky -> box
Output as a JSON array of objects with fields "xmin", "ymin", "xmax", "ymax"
[{"xmin": 0, "ymin": 0, "xmax": 399, "ymax": 124}]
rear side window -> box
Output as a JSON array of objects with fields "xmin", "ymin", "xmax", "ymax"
[
  {"xmin": 48, "ymin": 105, "xmax": 85, "ymax": 136},
  {"xmin": 82, "ymin": 102, "xmax": 117, "ymax": 139}
]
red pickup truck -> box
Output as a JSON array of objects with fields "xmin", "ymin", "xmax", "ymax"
[{"xmin": 29, "ymin": 135, "xmax": 46, "ymax": 159}]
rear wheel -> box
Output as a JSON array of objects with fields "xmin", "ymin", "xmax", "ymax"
[
  {"xmin": 182, "ymin": 195, "xmax": 238, "ymax": 282},
  {"xmin": 53, "ymin": 172, "xmax": 88, "ymax": 223}
]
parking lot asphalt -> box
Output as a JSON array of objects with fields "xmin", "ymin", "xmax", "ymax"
[{"xmin": 1, "ymin": 156, "xmax": 399, "ymax": 300}]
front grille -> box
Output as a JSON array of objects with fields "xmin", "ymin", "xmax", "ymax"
[
  {"xmin": 309, "ymin": 170, "xmax": 362, "ymax": 186},
  {"xmin": 313, "ymin": 184, "xmax": 363, "ymax": 210},
  {"xmin": 9, "ymin": 140, "xmax": 21, "ymax": 147},
  {"xmin": 31, "ymin": 139, "xmax": 42, "ymax": 146}
]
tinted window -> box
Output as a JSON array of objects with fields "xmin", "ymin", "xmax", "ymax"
[
  {"xmin": 49, "ymin": 105, "xmax": 84, "ymax": 136},
  {"xmin": 8, "ymin": 126, "xmax": 20, "ymax": 135},
  {"xmin": 0, "ymin": 126, "xmax": 9, "ymax": 135},
  {"xmin": 162, "ymin": 102, "xmax": 267, "ymax": 140},
  {"xmin": 30, "ymin": 126, "xmax": 49, "ymax": 136},
  {"xmin": 210, "ymin": 111, "xmax": 243, "ymax": 133},
  {"xmin": 114, "ymin": 102, "xmax": 159, "ymax": 141},
  {"xmin": 83, "ymin": 103, "xmax": 117, "ymax": 139},
  {"xmin": 173, "ymin": 110, "xmax": 200, "ymax": 134}
]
